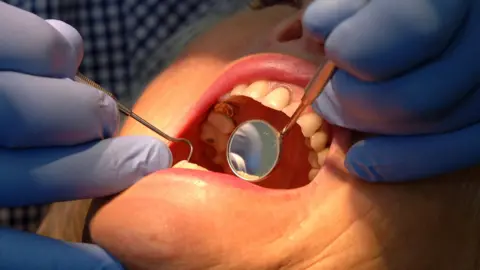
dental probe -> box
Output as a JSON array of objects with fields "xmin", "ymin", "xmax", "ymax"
[
  {"xmin": 280, "ymin": 61, "xmax": 336, "ymax": 137},
  {"xmin": 75, "ymin": 72, "xmax": 194, "ymax": 161}
]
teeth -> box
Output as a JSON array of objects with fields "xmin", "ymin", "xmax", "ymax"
[
  {"xmin": 261, "ymin": 87, "xmax": 291, "ymax": 110},
  {"xmin": 214, "ymin": 131, "xmax": 229, "ymax": 153},
  {"xmin": 308, "ymin": 132, "xmax": 329, "ymax": 152},
  {"xmin": 200, "ymin": 122, "xmax": 217, "ymax": 145},
  {"xmin": 317, "ymin": 148, "xmax": 329, "ymax": 167},
  {"xmin": 308, "ymin": 169, "xmax": 319, "ymax": 182},
  {"xmin": 282, "ymin": 101, "xmax": 301, "ymax": 117},
  {"xmin": 296, "ymin": 113, "xmax": 322, "ymax": 138},
  {"xmin": 174, "ymin": 160, "xmax": 209, "ymax": 171},
  {"xmin": 243, "ymin": 81, "xmax": 270, "ymax": 99},
  {"xmin": 308, "ymin": 151, "xmax": 320, "ymax": 169},
  {"xmin": 207, "ymin": 112, "xmax": 235, "ymax": 134},
  {"xmin": 200, "ymin": 122, "xmax": 228, "ymax": 153},
  {"xmin": 231, "ymin": 84, "xmax": 248, "ymax": 95},
  {"xmin": 237, "ymin": 171, "xmax": 262, "ymax": 181}
]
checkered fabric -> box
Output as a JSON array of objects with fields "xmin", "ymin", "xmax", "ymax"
[{"xmin": 1, "ymin": 0, "xmax": 249, "ymax": 233}]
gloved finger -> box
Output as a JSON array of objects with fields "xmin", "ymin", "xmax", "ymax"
[
  {"xmin": 46, "ymin": 19, "xmax": 84, "ymax": 71},
  {"xmin": 344, "ymin": 122, "xmax": 480, "ymax": 182},
  {"xmin": 0, "ymin": 136, "xmax": 172, "ymax": 207},
  {"xmin": 320, "ymin": 0, "xmax": 469, "ymax": 80},
  {"xmin": 0, "ymin": 2, "xmax": 80, "ymax": 78},
  {"xmin": 302, "ymin": 0, "xmax": 369, "ymax": 42},
  {"xmin": 0, "ymin": 228, "xmax": 124, "ymax": 270},
  {"xmin": 313, "ymin": 4, "xmax": 480, "ymax": 135},
  {"xmin": 0, "ymin": 72, "xmax": 118, "ymax": 148}
]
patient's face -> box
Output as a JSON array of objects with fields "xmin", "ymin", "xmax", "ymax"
[{"xmin": 88, "ymin": 2, "xmax": 480, "ymax": 270}]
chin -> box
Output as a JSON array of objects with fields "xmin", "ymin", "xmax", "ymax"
[{"xmin": 86, "ymin": 53, "xmax": 353, "ymax": 270}]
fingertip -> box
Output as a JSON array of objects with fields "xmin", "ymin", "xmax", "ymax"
[
  {"xmin": 303, "ymin": 0, "xmax": 369, "ymax": 44},
  {"xmin": 114, "ymin": 136, "xmax": 173, "ymax": 178},
  {"xmin": 46, "ymin": 20, "xmax": 84, "ymax": 75},
  {"xmin": 70, "ymin": 243, "xmax": 125, "ymax": 270},
  {"xmin": 312, "ymin": 81, "xmax": 351, "ymax": 129},
  {"xmin": 344, "ymin": 133, "xmax": 473, "ymax": 183},
  {"xmin": 344, "ymin": 137, "xmax": 420, "ymax": 182},
  {"xmin": 146, "ymin": 137, "xmax": 174, "ymax": 170},
  {"xmin": 344, "ymin": 143, "xmax": 386, "ymax": 182}
]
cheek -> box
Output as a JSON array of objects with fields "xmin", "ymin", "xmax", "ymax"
[
  {"xmin": 185, "ymin": 7, "xmax": 297, "ymax": 60},
  {"xmin": 120, "ymin": 56, "xmax": 226, "ymax": 137},
  {"xmin": 89, "ymin": 179, "xmax": 207, "ymax": 266}
]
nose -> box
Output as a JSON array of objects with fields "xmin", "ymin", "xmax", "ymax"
[{"xmin": 269, "ymin": 11, "xmax": 325, "ymax": 62}]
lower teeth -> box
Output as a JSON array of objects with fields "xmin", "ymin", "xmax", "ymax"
[{"xmin": 174, "ymin": 160, "xmax": 208, "ymax": 171}]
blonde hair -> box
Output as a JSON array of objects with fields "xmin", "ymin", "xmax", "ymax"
[{"xmin": 37, "ymin": 200, "xmax": 92, "ymax": 242}]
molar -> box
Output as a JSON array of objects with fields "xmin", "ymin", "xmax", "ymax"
[
  {"xmin": 308, "ymin": 132, "xmax": 328, "ymax": 152},
  {"xmin": 296, "ymin": 113, "xmax": 322, "ymax": 137},
  {"xmin": 207, "ymin": 112, "xmax": 235, "ymax": 134}
]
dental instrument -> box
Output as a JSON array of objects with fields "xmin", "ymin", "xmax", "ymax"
[
  {"xmin": 75, "ymin": 73, "xmax": 194, "ymax": 161},
  {"xmin": 226, "ymin": 61, "xmax": 336, "ymax": 181}
]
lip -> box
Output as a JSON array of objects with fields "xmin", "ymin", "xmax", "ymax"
[
  {"xmin": 166, "ymin": 53, "xmax": 321, "ymax": 189},
  {"xmin": 193, "ymin": 53, "xmax": 317, "ymax": 116},
  {"xmin": 176, "ymin": 53, "xmax": 317, "ymax": 137}
]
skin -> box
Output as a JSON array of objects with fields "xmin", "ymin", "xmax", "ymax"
[{"xmin": 87, "ymin": 2, "xmax": 480, "ymax": 270}]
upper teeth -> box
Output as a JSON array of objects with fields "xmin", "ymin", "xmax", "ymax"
[
  {"xmin": 240, "ymin": 81, "xmax": 269, "ymax": 99},
  {"xmin": 296, "ymin": 113, "xmax": 322, "ymax": 138},
  {"xmin": 261, "ymin": 86, "xmax": 291, "ymax": 110},
  {"xmin": 204, "ymin": 80, "xmax": 329, "ymax": 182}
]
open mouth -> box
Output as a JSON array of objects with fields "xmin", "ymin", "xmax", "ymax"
[{"xmin": 168, "ymin": 53, "xmax": 332, "ymax": 189}]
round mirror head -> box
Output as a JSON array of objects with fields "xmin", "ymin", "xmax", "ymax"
[{"xmin": 226, "ymin": 120, "xmax": 281, "ymax": 182}]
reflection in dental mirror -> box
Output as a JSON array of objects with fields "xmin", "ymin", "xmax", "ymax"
[{"xmin": 227, "ymin": 120, "xmax": 281, "ymax": 182}]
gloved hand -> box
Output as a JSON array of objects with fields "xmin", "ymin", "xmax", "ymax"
[
  {"xmin": 0, "ymin": 3, "xmax": 172, "ymax": 269},
  {"xmin": 303, "ymin": 0, "xmax": 480, "ymax": 182}
]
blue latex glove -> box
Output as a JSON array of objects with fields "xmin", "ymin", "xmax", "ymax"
[
  {"xmin": 0, "ymin": 3, "xmax": 172, "ymax": 269},
  {"xmin": 303, "ymin": 0, "xmax": 480, "ymax": 182}
]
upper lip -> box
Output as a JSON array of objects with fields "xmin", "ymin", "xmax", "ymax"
[{"xmin": 176, "ymin": 53, "xmax": 318, "ymax": 136}]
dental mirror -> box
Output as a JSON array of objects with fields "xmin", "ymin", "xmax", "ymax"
[
  {"xmin": 226, "ymin": 61, "xmax": 336, "ymax": 182},
  {"xmin": 227, "ymin": 120, "xmax": 281, "ymax": 182}
]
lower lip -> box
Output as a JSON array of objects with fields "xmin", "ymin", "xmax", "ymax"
[{"xmin": 170, "ymin": 53, "xmax": 319, "ymax": 187}]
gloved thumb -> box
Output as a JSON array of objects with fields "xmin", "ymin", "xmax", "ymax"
[
  {"xmin": 345, "ymin": 123, "xmax": 480, "ymax": 182},
  {"xmin": 46, "ymin": 19, "xmax": 84, "ymax": 73},
  {"xmin": 302, "ymin": 0, "xmax": 368, "ymax": 42}
]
